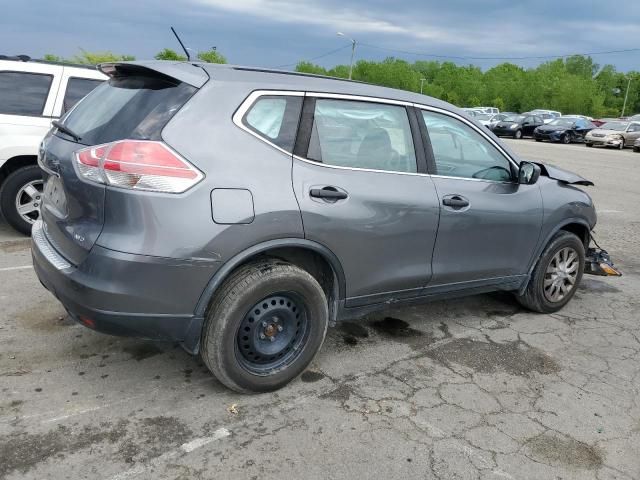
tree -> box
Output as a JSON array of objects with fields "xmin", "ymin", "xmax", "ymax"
[
  {"xmin": 197, "ymin": 49, "xmax": 227, "ymax": 64},
  {"xmin": 155, "ymin": 48, "xmax": 187, "ymax": 61},
  {"xmin": 70, "ymin": 49, "xmax": 135, "ymax": 65}
]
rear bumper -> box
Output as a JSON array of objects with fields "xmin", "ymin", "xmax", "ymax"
[{"xmin": 31, "ymin": 220, "xmax": 215, "ymax": 351}]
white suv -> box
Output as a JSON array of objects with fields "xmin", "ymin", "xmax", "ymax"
[{"xmin": 0, "ymin": 56, "xmax": 106, "ymax": 234}]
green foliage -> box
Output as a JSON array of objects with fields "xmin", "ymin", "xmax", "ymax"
[
  {"xmin": 154, "ymin": 48, "xmax": 187, "ymax": 61},
  {"xmin": 295, "ymin": 55, "xmax": 640, "ymax": 117},
  {"xmin": 196, "ymin": 49, "xmax": 227, "ymax": 64},
  {"xmin": 43, "ymin": 50, "xmax": 135, "ymax": 65}
]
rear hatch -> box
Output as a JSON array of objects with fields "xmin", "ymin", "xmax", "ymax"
[{"xmin": 38, "ymin": 63, "xmax": 204, "ymax": 265}]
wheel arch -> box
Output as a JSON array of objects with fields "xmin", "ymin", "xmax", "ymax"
[
  {"xmin": 194, "ymin": 238, "xmax": 346, "ymax": 318},
  {"xmin": 527, "ymin": 218, "xmax": 591, "ymax": 276},
  {"xmin": 0, "ymin": 155, "xmax": 38, "ymax": 184}
]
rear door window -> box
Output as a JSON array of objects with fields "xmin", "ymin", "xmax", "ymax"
[
  {"xmin": 307, "ymin": 99, "xmax": 417, "ymax": 173},
  {"xmin": 62, "ymin": 75, "xmax": 196, "ymax": 146},
  {"xmin": 242, "ymin": 95, "xmax": 302, "ymax": 152},
  {"xmin": 63, "ymin": 77, "xmax": 103, "ymax": 113},
  {"xmin": 0, "ymin": 71, "xmax": 52, "ymax": 116}
]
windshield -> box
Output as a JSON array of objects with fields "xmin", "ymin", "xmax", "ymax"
[
  {"xmin": 61, "ymin": 75, "xmax": 196, "ymax": 146},
  {"xmin": 549, "ymin": 119, "xmax": 575, "ymax": 127},
  {"xmin": 601, "ymin": 122, "xmax": 628, "ymax": 131},
  {"xmin": 505, "ymin": 115, "xmax": 524, "ymax": 122}
]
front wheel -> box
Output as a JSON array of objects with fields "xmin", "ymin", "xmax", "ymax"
[
  {"xmin": 201, "ymin": 260, "xmax": 329, "ymax": 393},
  {"xmin": 561, "ymin": 134, "xmax": 571, "ymax": 144},
  {"xmin": 0, "ymin": 165, "xmax": 44, "ymax": 235},
  {"xmin": 585, "ymin": 143, "xmax": 593, "ymax": 148},
  {"xmin": 633, "ymin": 146, "xmax": 640, "ymax": 153},
  {"xmin": 514, "ymin": 129, "xmax": 523, "ymax": 139},
  {"xmin": 516, "ymin": 231, "xmax": 585, "ymax": 313}
]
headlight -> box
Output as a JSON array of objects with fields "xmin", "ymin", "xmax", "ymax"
[{"xmin": 509, "ymin": 124, "xmax": 518, "ymax": 130}]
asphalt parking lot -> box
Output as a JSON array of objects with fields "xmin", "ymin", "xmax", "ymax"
[{"xmin": 1, "ymin": 140, "xmax": 639, "ymax": 480}]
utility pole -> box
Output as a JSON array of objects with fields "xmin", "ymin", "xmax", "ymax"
[
  {"xmin": 621, "ymin": 76, "xmax": 632, "ymax": 117},
  {"xmin": 337, "ymin": 32, "xmax": 356, "ymax": 80},
  {"xmin": 420, "ymin": 78, "xmax": 426, "ymax": 94}
]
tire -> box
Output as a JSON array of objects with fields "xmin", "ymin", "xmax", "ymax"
[
  {"xmin": 514, "ymin": 129, "xmax": 523, "ymax": 139},
  {"xmin": 585, "ymin": 143, "xmax": 593, "ymax": 148},
  {"xmin": 516, "ymin": 231, "xmax": 585, "ymax": 313},
  {"xmin": 201, "ymin": 260, "xmax": 329, "ymax": 393},
  {"xmin": 535, "ymin": 138, "xmax": 542, "ymax": 142},
  {"xmin": 0, "ymin": 165, "xmax": 44, "ymax": 236},
  {"xmin": 561, "ymin": 134, "xmax": 571, "ymax": 144},
  {"xmin": 633, "ymin": 147, "xmax": 640, "ymax": 153},
  {"xmin": 618, "ymin": 141, "xmax": 625, "ymax": 150}
]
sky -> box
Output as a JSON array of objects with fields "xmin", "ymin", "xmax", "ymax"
[{"xmin": 2, "ymin": 0, "xmax": 639, "ymax": 72}]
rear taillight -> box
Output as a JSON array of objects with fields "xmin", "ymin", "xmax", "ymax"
[{"xmin": 74, "ymin": 140, "xmax": 203, "ymax": 193}]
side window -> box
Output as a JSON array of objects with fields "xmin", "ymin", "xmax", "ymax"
[
  {"xmin": 63, "ymin": 77, "xmax": 103, "ymax": 113},
  {"xmin": 627, "ymin": 123, "xmax": 640, "ymax": 132},
  {"xmin": 421, "ymin": 110, "xmax": 513, "ymax": 182},
  {"xmin": 0, "ymin": 71, "xmax": 53, "ymax": 116},
  {"xmin": 307, "ymin": 99, "xmax": 417, "ymax": 173},
  {"xmin": 243, "ymin": 95, "xmax": 302, "ymax": 152}
]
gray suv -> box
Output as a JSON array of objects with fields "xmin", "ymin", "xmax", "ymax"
[{"xmin": 32, "ymin": 61, "xmax": 615, "ymax": 393}]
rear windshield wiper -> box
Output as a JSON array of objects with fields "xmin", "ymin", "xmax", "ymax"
[{"xmin": 52, "ymin": 120, "xmax": 82, "ymax": 142}]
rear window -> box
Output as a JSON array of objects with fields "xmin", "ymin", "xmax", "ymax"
[
  {"xmin": 62, "ymin": 75, "xmax": 196, "ymax": 146},
  {"xmin": 0, "ymin": 71, "xmax": 53, "ymax": 116},
  {"xmin": 63, "ymin": 77, "xmax": 103, "ymax": 113}
]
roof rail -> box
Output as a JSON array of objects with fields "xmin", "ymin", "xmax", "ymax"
[{"xmin": 0, "ymin": 55, "xmax": 31, "ymax": 62}]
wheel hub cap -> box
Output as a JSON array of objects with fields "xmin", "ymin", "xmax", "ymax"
[
  {"xmin": 544, "ymin": 247, "xmax": 579, "ymax": 302},
  {"xmin": 15, "ymin": 180, "xmax": 44, "ymax": 225}
]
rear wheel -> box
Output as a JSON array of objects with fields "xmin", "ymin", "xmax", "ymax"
[
  {"xmin": 0, "ymin": 165, "xmax": 43, "ymax": 235},
  {"xmin": 514, "ymin": 129, "xmax": 523, "ymax": 139},
  {"xmin": 535, "ymin": 138, "xmax": 543, "ymax": 142},
  {"xmin": 201, "ymin": 260, "xmax": 329, "ymax": 393},
  {"xmin": 516, "ymin": 231, "xmax": 585, "ymax": 313},
  {"xmin": 633, "ymin": 146, "xmax": 640, "ymax": 153},
  {"xmin": 585, "ymin": 143, "xmax": 593, "ymax": 148}
]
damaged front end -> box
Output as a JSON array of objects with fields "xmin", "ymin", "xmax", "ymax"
[{"xmin": 585, "ymin": 246, "xmax": 622, "ymax": 277}]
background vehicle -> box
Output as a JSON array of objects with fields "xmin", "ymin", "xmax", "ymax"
[
  {"xmin": 627, "ymin": 114, "xmax": 640, "ymax": 122},
  {"xmin": 493, "ymin": 114, "xmax": 545, "ymax": 139},
  {"xmin": 33, "ymin": 61, "xmax": 602, "ymax": 393},
  {"xmin": 534, "ymin": 117, "xmax": 595, "ymax": 144},
  {"xmin": 475, "ymin": 106, "xmax": 500, "ymax": 114},
  {"xmin": 0, "ymin": 56, "xmax": 105, "ymax": 234},
  {"xmin": 634, "ymin": 137, "xmax": 640, "ymax": 152},
  {"xmin": 475, "ymin": 113, "xmax": 509, "ymax": 130},
  {"xmin": 585, "ymin": 121, "xmax": 640, "ymax": 149},
  {"xmin": 530, "ymin": 109, "xmax": 562, "ymax": 118}
]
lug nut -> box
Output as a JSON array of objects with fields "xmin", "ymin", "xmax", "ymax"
[
  {"xmin": 262, "ymin": 321, "xmax": 267, "ymax": 327},
  {"xmin": 277, "ymin": 325, "xmax": 283, "ymax": 332},
  {"xmin": 269, "ymin": 337, "xmax": 275, "ymax": 342},
  {"xmin": 259, "ymin": 333, "xmax": 265, "ymax": 339}
]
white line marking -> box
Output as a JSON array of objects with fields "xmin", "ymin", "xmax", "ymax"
[
  {"xmin": 0, "ymin": 265, "xmax": 32, "ymax": 272},
  {"xmin": 599, "ymin": 209, "xmax": 622, "ymax": 213},
  {"xmin": 108, "ymin": 428, "xmax": 231, "ymax": 480},
  {"xmin": 180, "ymin": 428, "xmax": 231, "ymax": 453}
]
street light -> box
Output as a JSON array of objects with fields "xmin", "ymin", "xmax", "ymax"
[
  {"xmin": 420, "ymin": 78, "xmax": 426, "ymax": 94},
  {"xmin": 337, "ymin": 32, "xmax": 356, "ymax": 80},
  {"xmin": 621, "ymin": 76, "xmax": 632, "ymax": 118}
]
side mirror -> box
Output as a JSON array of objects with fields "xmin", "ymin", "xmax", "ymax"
[{"xmin": 518, "ymin": 161, "xmax": 541, "ymax": 185}]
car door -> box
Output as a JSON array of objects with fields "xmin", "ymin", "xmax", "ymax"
[
  {"xmin": 292, "ymin": 95, "xmax": 440, "ymax": 307},
  {"xmin": 574, "ymin": 119, "xmax": 589, "ymax": 140},
  {"xmin": 521, "ymin": 116, "xmax": 536, "ymax": 135},
  {"xmin": 417, "ymin": 108, "xmax": 543, "ymax": 288},
  {"xmin": 624, "ymin": 122, "xmax": 640, "ymax": 146}
]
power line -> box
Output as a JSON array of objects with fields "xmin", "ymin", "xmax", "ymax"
[
  {"xmin": 273, "ymin": 43, "xmax": 352, "ymax": 69},
  {"xmin": 357, "ymin": 43, "xmax": 640, "ymax": 61}
]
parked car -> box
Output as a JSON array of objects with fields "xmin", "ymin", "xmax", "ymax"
[
  {"xmin": 533, "ymin": 117, "xmax": 595, "ymax": 144},
  {"xmin": 564, "ymin": 114, "xmax": 594, "ymax": 122},
  {"xmin": 475, "ymin": 106, "xmax": 500, "ymax": 114},
  {"xmin": 634, "ymin": 137, "xmax": 640, "ymax": 152},
  {"xmin": 32, "ymin": 61, "xmax": 616, "ymax": 393},
  {"xmin": 475, "ymin": 113, "xmax": 509, "ymax": 130},
  {"xmin": 462, "ymin": 108, "xmax": 482, "ymax": 117},
  {"xmin": 585, "ymin": 121, "xmax": 640, "ymax": 149},
  {"xmin": 530, "ymin": 109, "xmax": 562, "ymax": 118},
  {"xmin": 493, "ymin": 114, "xmax": 545, "ymax": 139},
  {"xmin": 0, "ymin": 55, "xmax": 105, "ymax": 234}
]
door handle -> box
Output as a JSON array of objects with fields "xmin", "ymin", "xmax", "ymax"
[
  {"xmin": 310, "ymin": 187, "xmax": 348, "ymax": 200},
  {"xmin": 442, "ymin": 195, "xmax": 469, "ymax": 208}
]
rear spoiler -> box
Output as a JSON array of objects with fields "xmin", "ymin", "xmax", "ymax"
[{"xmin": 98, "ymin": 61, "xmax": 209, "ymax": 88}]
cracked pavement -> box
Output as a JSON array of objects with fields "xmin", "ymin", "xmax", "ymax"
[{"xmin": 1, "ymin": 140, "xmax": 639, "ymax": 479}]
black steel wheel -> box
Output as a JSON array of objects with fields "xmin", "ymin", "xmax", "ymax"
[
  {"xmin": 236, "ymin": 293, "xmax": 310, "ymax": 374},
  {"xmin": 201, "ymin": 260, "xmax": 328, "ymax": 393}
]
